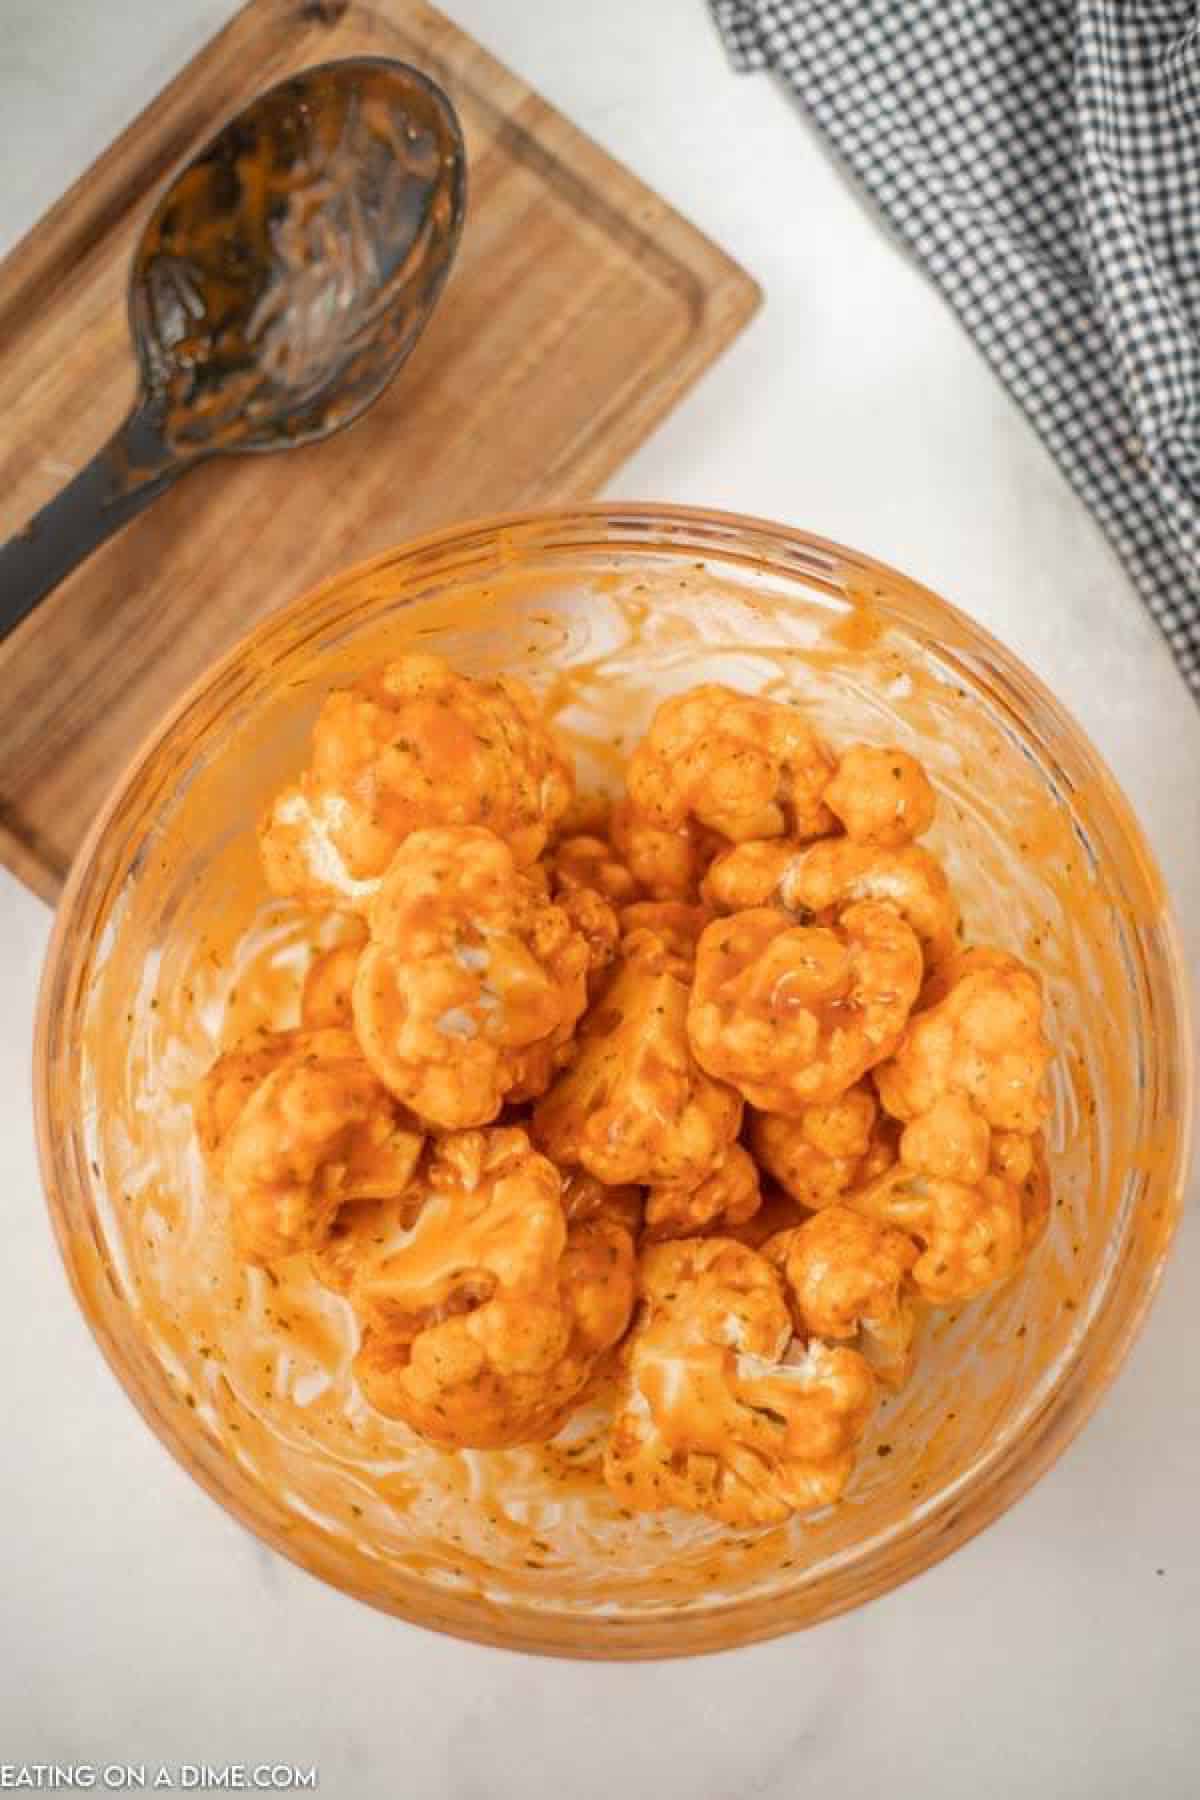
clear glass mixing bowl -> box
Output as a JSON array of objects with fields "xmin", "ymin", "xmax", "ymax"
[{"xmin": 34, "ymin": 505, "xmax": 1193, "ymax": 1657}]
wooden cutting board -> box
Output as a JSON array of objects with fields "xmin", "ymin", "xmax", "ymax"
[{"xmin": 0, "ymin": 0, "xmax": 760, "ymax": 903}]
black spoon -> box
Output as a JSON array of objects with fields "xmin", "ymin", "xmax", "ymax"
[{"xmin": 0, "ymin": 56, "xmax": 466, "ymax": 636}]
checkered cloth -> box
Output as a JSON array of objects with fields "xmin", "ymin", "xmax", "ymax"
[{"xmin": 709, "ymin": 0, "xmax": 1200, "ymax": 698}]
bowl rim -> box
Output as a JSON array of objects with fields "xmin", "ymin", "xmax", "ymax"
[{"xmin": 33, "ymin": 500, "xmax": 1197, "ymax": 1657}]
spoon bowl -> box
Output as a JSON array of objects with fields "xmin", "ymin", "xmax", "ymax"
[
  {"xmin": 0, "ymin": 57, "xmax": 466, "ymax": 632},
  {"xmin": 132, "ymin": 58, "xmax": 466, "ymax": 454}
]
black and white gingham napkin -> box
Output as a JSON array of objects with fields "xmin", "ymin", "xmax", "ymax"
[{"xmin": 710, "ymin": 0, "xmax": 1200, "ymax": 698}]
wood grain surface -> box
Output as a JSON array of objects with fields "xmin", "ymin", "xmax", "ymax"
[{"xmin": 0, "ymin": 0, "xmax": 760, "ymax": 902}]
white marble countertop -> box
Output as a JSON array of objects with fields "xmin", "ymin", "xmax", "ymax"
[{"xmin": 3, "ymin": 1, "xmax": 1198, "ymax": 1794}]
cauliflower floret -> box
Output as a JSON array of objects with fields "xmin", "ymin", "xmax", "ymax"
[
  {"xmin": 846, "ymin": 1165, "xmax": 1024, "ymax": 1305},
  {"xmin": 610, "ymin": 799, "xmax": 724, "ymax": 902},
  {"xmin": 700, "ymin": 839, "xmax": 799, "ymax": 913},
  {"xmin": 858, "ymin": 1078, "xmax": 1050, "ymax": 1301},
  {"xmin": 542, "ymin": 833, "xmax": 627, "ymax": 981},
  {"xmin": 532, "ymin": 953, "xmax": 742, "ymax": 1187},
  {"xmin": 300, "ymin": 940, "xmax": 364, "ymax": 1029},
  {"xmin": 558, "ymin": 1214, "xmax": 640, "ymax": 1373},
  {"xmin": 197, "ymin": 1028, "xmax": 423, "ymax": 1264},
  {"xmin": 784, "ymin": 841, "xmax": 958, "ymax": 964},
  {"xmin": 898, "ymin": 1092, "xmax": 991, "ymax": 1183},
  {"xmin": 688, "ymin": 902, "xmax": 923, "ymax": 1113},
  {"xmin": 822, "ymin": 746, "xmax": 936, "ymax": 847},
  {"xmin": 875, "ymin": 948, "xmax": 1052, "ymax": 1134},
  {"xmin": 705, "ymin": 838, "xmax": 960, "ymax": 969},
  {"xmin": 352, "ymin": 826, "xmax": 591, "ymax": 1130},
  {"xmin": 259, "ymin": 654, "xmax": 573, "ymax": 906},
  {"xmin": 549, "ymin": 833, "xmax": 640, "ymax": 905},
  {"xmin": 918, "ymin": 945, "xmax": 1021, "ymax": 1006},
  {"xmin": 625, "ymin": 686, "xmax": 836, "ymax": 844},
  {"xmin": 194, "ymin": 1028, "xmax": 292, "ymax": 1154},
  {"xmin": 748, "ymin": 1083, "xmax": 878, "ymax": 1209},
  {"xmin": 352, "ymin": 1129, "xmax": 635, "ymax": 1447},
  {"xmin": 604, "ymin": 1238, "xmax": 876, "ymax": 1525},
  {"xmin": 764, "ymin": 1207, "xmax": 919, "ymax": 1388},
  {"xmin": 645, "ymin": 1142, "xmax": 762, "ymax": 1240}
]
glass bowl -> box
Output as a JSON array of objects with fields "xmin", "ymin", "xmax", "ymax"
[{"xmin": 34, "ymin": 504, "xmax": 1193, "ymax": 1658}]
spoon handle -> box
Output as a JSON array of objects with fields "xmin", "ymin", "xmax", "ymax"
[{"xmin": 0, "ymin": 404, "xmax": 186, "ymax": 639}]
